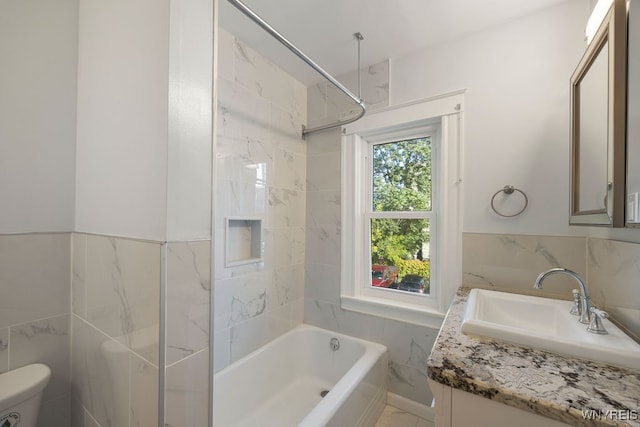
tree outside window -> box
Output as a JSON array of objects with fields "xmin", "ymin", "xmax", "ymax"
[{"xmin": 370, "ymin": 137, "xmax": 432, "ymax": 294}]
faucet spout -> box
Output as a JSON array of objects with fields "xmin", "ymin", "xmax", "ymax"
[{"xmin": 533, "ymin": 268, "xmax": 591, "ymax": 324}]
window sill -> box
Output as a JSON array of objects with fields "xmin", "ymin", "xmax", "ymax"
[{"xmin": 341, "ymin": 295, "xmax": 446, "ymax": 329}]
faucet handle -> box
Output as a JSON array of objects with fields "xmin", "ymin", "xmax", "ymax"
[
  {"xmin": 591, "ymin": 307, "xmax": 609, "ymax": 319},
  {"xmin": 570, "ymin": 289, "xmax": 581, "ymax": 316},
  {"xmin": 587, "ymin": 307, "xmax": 609, "ymax": 334}
]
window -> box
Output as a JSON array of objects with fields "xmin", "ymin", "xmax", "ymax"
[
  {"xmin": 368, "ymin": 137, "xmax": 433, "ymax": 296},
  {"xmin": 341, "ymin": 93, "xmax": 463, "ymax": 327}
]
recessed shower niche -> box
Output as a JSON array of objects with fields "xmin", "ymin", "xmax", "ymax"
[{"xmin": 225, "ymin": 217, "xmax": 263, "ymax": 267}]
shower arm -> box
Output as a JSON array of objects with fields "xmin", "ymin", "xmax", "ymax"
[{"xmin": 226, "ymin": 0, "xmax": 366, "ymax": 137}]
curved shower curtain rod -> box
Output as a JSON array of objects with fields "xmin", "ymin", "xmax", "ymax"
[{"xmin": 226, "ymin": 0, "xmax": 367, "ymax": 137}]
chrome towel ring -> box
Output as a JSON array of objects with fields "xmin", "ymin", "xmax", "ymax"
[{"xmin": 491, "ymin": 185, "xmax": 528, "ymax": 217}]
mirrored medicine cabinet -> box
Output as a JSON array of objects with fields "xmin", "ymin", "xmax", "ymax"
[
  {"xmin": 627, "ymin": 0, "xmax": 640, "ymax": 227},
  {"xmin": 570, "ymin": 0, "xmax": 626, "ymax": 226}
]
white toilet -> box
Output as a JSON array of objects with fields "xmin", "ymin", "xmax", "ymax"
[{"xmin": 0, "ymin": 364, "xmax": 51, "ymax": 427}]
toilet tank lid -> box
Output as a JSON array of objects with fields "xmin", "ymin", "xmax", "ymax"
[{"xmin": 0, "ymin": 364, "xmax": 51, "ymax": 412}]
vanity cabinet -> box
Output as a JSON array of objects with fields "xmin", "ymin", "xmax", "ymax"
[{"xmin": 427, "ymin": 380, "xmax": 570, "ymax": 427}]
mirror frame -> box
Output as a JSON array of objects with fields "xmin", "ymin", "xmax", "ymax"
[
  {"xmin": 570, "ymin": 0, "xmax": 627, "ymax": 226},
  {"xmin": 627, "ymin": 0, "xmax": 640, "ymax": 228}
]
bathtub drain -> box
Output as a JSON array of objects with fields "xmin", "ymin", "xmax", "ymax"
[{"xmin": 320, "ymin": 390, "xmax": 330, "ymax": 398}]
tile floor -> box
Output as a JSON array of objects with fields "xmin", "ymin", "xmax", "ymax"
[{"xmin": 374, "ymin": 405, "xmax": 433, "ymax": 427}]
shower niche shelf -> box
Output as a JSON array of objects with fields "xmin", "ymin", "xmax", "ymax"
[{"xmin": 225, "ymin": 217, "xmax": 263, "ymax": 267}]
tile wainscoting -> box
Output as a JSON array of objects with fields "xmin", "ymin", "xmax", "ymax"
[
  {"xmin": 0, "ymin": 233, "xmax": 212, "ymax": 426},
  {"xmin": 0, "ymin": 233, "xmax": 637, "ymax": 425},
  {"xmin": 165, "ymin": 241, "xmax": 211, "ymax": 427},
  {"xmin": 0, "ymin": 233, "xmax": 71, "ymax": 426},
  {"xmin": 71, "ymin": 234, "xmax": 212, "ymax": 427},
  {"xmin": 588, "ymin": 238, "xmax": 640, "ymax": 341},
  {"xmin": 71, "ymin": 233, "xmax": 160, "ymax": 426}
]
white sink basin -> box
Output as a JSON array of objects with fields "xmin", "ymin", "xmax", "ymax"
[{"xmin": 462, "ymin": 288, "xmax": 640, "ymax": 372}]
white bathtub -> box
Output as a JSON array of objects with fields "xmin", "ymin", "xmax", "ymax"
[{"xmin": 213, "ymin": 324, "xmax": 388, "ymax": 427}]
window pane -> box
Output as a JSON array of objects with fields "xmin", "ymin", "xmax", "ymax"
[
  {"xmin": 370, "ymin": 218, "xmax": 430, "ymax": 295},
  {"xmin": 372, "ymin": 138, "xmax": 432, "ymax": 212}
]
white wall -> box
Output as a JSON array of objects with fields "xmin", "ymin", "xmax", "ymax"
[
  {"xmin": 0, "ymin": 0, "xmax": 78, "ymax": 233},
  {"xmin": 390, "ymin": 0, "xmax": 590, "ymax": 236},
  {"xmin": 74, "ymin": 0, "xmax": 170, "ymax": 241},
  {"xmin": 166, "ymin": 0, "xmax": 214, "ymax": 241}
]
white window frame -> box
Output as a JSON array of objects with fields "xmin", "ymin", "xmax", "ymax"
[{"xmin": 341, "ymin": 92, "xmax": 464, "ymax": 328}]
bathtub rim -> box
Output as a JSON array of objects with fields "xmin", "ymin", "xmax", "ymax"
[{"xmin": 213, "ymin": 323, "xmax": 386, "ymax": 378}]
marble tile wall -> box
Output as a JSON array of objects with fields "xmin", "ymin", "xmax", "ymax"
[
  {"xmin": 0, "ymin": 233, "xmax": 71, "ymax": 426},
  {"xmin": 307, "ymin": 60, "xmax": 389, "ymax": 129},
  {"xmin": 303, "ymin": 128, "xmax": 438, "ymax": 406},
  {"xmin": 70, "ymin": 234, "xmax": 211, "ymax": 426},
  {"xmin": 213, "ymin": 28, "xmax": 307, "ymax": 373},
  {"xmin": 462, "ymin": 233, "xmax": 588, "ymax": 299},
  {"xmin": 166, "ymin": 241, "xmax": 211, "ymax": 364},
  {"xmin": 304, "ymin": 69, "xmax": 439, "ymax": 406},
  {"xmin": 165, "ymin": 240, "xmax": 211, "ymax": 426},
  {"xmin": 70, "ymin": 233, "xmax": 160, "ymax": 427},
  {"xmin": 165, "ymin": 348, "xmax": 210, "ymax": 427},
  {"xmin": 588, "ymin": 238, "xmax": 640, "ymax": 341},
  {"xmin": 304, "ymin": 297, "xmax": 438, "ymax": 406}
]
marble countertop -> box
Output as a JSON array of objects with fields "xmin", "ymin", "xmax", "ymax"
[{"xmin": 427, "ymin": 287, "xmax": 640, "ymax": 427}]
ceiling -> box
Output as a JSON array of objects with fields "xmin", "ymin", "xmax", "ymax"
[{"xmin": 219, "ymin": 0, "xmax": 575, "ymax": 86}]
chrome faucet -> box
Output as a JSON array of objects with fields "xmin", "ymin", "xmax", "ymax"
[{"xmin": 533, "ymin": 268, "xmax": 591, "ymax": 324}]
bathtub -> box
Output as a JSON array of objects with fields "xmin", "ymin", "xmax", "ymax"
[{"xmin": 213, "ymin": 324, "xmax": 388, "ymax": 427}]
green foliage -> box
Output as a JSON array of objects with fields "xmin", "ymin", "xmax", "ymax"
[
  {"xmin": 372, "ymin": 137, "xmax": 432, "ymax": 212},
  {"xmin": 370, "ymin": 218, "xmax": 429, "ymax": 264},
  {"xmin": 371, "ymin": 223, "xmax": 407, "ymax": 264},
  {"xmin": 396, "ymin": 259, "xmax": 430, "ymax": 281},
  {"xmin": 370, "ymin": 138, "xmax": 432, "ymax": 265}
]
